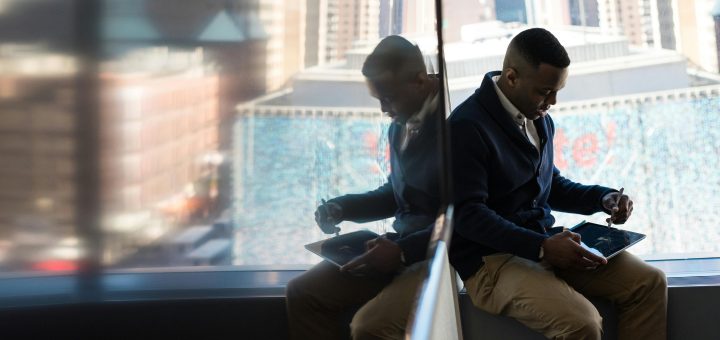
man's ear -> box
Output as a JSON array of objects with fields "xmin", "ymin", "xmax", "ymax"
[
  {"xmin": 504, "ymin": 67, "xmax": 519, "ymax": 88},
  {"xmin": 412, "ymin": 71, "xmax": 427, "ymax": 87}
]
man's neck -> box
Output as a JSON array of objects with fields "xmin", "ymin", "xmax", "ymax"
[
  {"xmin": 401, "ymin": 76, "xmax": 440, "ymax": 123},
  {"xmin": 430, "ymin": 75, "xmax": 441, "ymax": 97},
  {"xmin": 496, "ymin": 76, "xmax": 513, "ymax": 102}
]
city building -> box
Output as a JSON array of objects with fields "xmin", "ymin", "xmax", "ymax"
[
  {"xmin": 673, "ymin": 0, "xmax": 718, "ymax": 73},
  {"xmin": 102, "ymin": 0, "xmax": 267, "ymax": 151},
  {"xmin": 0, "ymin": 45, "xmax": 77, "ymax": 265},
  {"xmin": 593, "ymin": 0, "xmax": 718, "ymax": 73},
  {"xmin": 401, "ymin": 0, "xmax": 436, "ymax": 36},
  {"xmin": 100, "ymin": 47, "xmax": 220, "ymax": 264},
  {"xmin": 569, "ymin": 0, "xmax": 600, "ymax": 27},
  {"xmin": 281, "ymin": 24, "xmax": 702, "ymax": 106},
  {"xmin": 0, "ymin": 44, "xmax": 222, "ymax": 268},
  {"xmin": 305, "ymin": 0, "xmax": 380, "ymax": 65},
  {"xmin": 527, "ymin": 0, "xmax": 573, "ymax": 26},
  {"xmin": 444, "ymin": 0, "xmax": 496, "ymax": 42},
  {"xmin": 379, "ymin": 0, "xmax": 393, "ymax": 37},
  {"xmin": 597, "ymin": 0, "xmax": 644, "ymax": 44},
  {"xmin": 305, "ymin": 0, "xmax": 328, "ymax": 66}
]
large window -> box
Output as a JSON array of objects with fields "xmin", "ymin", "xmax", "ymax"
[
  {"xmin": 1, "ymin": 0, "xmax": 718, "ymax": 278},
  {"xmin": 443, "ymin": 0, "xmax": 720, "ymax": 259}
]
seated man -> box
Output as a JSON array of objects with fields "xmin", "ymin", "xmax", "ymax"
[
  {"xmin": 286, "ymin": 35, "xmax": 442, "ymax": 340},
  {"xmin": 448, "ymin": 28, "xmax": 667, "ymax": 340}
]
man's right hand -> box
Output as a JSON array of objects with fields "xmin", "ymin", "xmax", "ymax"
[
  {"xmin": 541, "ymin": 230, "xmax": 607, "ymax": 270},
  {"xmin": 314, "ymin": 201, "xmax": 343, "ymax": 234}
]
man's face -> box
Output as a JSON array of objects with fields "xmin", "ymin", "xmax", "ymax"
[
  {"xmin": 507, "ymin": 63, "xmax": 568, "ymax": 120},
  {"xmin": 366, "ymin": 71, "xmax": 424, "ymax": 124}
]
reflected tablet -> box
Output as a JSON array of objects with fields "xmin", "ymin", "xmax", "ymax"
[
  {"xmin": 305, "ymin": 230, "xmax": 379, "ymax": 267},
  {"xmin": 570, "ymin": 221, "xmax": 646, "ymax": 259}
]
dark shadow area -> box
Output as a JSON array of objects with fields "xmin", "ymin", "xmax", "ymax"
[{"xmin": 0, "ymin": 297, "xmax": 288, "ymax": 340}]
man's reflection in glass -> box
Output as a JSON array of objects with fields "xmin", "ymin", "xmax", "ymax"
[{"xmin": 286, "ymin": 35, "xmax": 442, "ymax": 340}]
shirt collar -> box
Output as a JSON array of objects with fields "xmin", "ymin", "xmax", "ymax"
[{"xmin": 491, "ymin": 75, "xmax": 526, "ymax": 127}]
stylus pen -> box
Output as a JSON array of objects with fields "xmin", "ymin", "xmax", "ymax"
[
  {"xmin": 607, "ymin": 187, "xmax": 624, "ymax": 228},
  {"xmin": 321, "ymin": 198, "xmax": 339, "ymax": 237}
]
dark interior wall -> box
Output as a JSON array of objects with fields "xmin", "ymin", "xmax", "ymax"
[
  {"xmin": 667, "ymin": 286, "xmax": 720, "ymax": 340},
  {"xmin": 0, "ymin": 285, "xmax": 719, "ymax": 339},
  {"xmin": 0, "ymin": 297, "xmax": 289, "ymax": 340}
]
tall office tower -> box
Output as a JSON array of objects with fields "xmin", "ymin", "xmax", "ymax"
[
  {"xmin": 495, "ymin": 0, "xmax": 527, "ymax": 24},
  {"xmin": 379, "ymin": 0, "xmax": 407, "ymax": 38},
  {"xmin": 392, "ymin": 0, "xmax": 404, "ymax": 35},
  {"xmin": 252, "ymin": 0, "xmax": 306, "ymax": 92},
  {"xmin": 653, "ymin": 0, "xmax": 677, "ymax": 49},
  {"xmin": 639, "ymin": 0, "xmax": 657, "ymax": 46},
  {"xmin": 597, "ymin": 0, "xmax": 645, "ymax": 45},
  {"xmin": 673, "ymin": 0, "xmax": 718, "ymax": 73},
  {"xmin": 356, "ymin": 0, "xmax": 380, "ymax": 42},
  {"xmin": 569, "ymin": 0, "xmax": 600, "ymax": 27},
  {"xmin": 379, "ymin": 0, "xmax": 392, "ymax": 37},
  {"xmin": 595, "ymin": 0, "xmax": 674, "ymax": 49},
  {"xmin": 402, "ymin": 0, "xmax": 436, "ymax": 36},
  {"xmin": 305, "ymin": 0, "xmax": 328, "ymax": 66},
  {"xmin": 526, "ymin": 0, "xmax": 572, "ymax": 26},
  {"xmin": 0, "ymin": 2, "xmax": 78, "ymax": 270},
  {"xmin": 306, "ymin": 0, "xmax": 379, "ymax": 64},
  {"xmin": 444, "ymin": 0, "xmax": 495, "ymax": 42},
  {"xmin": 597, "ymin": 0, "xmax": 623, "ymax": 35},
  {"xmin": 0, "ymin": 46, "xmax": 77, "ymax": 249},
  {"xmin": 571, "ymin": 0, "xmax": 717, "ymax": 72},
  {"xmin": 282, "ymin": 0, "xmax": 307, "ymax": 86}
]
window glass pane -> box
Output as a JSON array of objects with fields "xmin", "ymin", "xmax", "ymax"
[
  {"xmin": 4, "ymin": 0, "xmax": 716, "ymax": 274},
  {"xmin": 100, "ymin": 0, "xmax": 442, "ymax": 268},
  {"xmin": 444, "ymin": 0, "xmax": 720, "ymax": 258},
  {"xmin": 0, "ymin": 1, "xmax": 82, "ymax": 274}
]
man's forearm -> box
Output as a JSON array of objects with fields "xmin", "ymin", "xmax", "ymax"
[{"xmin": 331, "ymin": 182, "xmax": 397, "ymax": 222}]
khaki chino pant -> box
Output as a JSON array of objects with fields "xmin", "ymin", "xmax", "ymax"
[
  {"xmin": 464, "ymin": 251, "xmax": 667, "ymax": 340},
  {"xmin": 286, "ymin": 260, "xmax": 427, "ymax": 340}
]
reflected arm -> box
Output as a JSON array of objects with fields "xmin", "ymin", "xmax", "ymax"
[{"xmin": 331, "ymin": 179, "xmax": 397, "ymax": 223}]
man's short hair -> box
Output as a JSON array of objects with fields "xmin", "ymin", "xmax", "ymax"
[
  {"xmin": 509, "ymin": 28, "xmax": 570, "ymax": 69},
  {"xmin": 362, "ymin": 35, "xmax": 426, "ymax": 81}
]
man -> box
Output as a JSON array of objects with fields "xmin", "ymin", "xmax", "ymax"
[
  {"xmin": 448, "ymin": 28, "xmax": 667, "ymax": 339},
  {"xmin": 286, "ymin": 35, "xmax": 442, "ymax": 340}
]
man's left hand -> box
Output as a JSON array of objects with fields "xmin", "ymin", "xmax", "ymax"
[
  {"xmin": 602, "ymin": 191, "xmax": 633, "ymax": 224},
  {"xmin": 340, "ymin": 237, "xmax": 403, "ymax": 274}
]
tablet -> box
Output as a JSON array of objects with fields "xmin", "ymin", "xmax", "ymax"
[
  {"xmin": 570, "ymin": 221, "xmax": 646, "ymax": 259},
  {"xmin": 304, "ymin": 230, "xmax": 380, "ymax": 267}
]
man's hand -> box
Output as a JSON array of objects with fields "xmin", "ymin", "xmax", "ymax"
[
  {"xmin": 542, "ymin": 230, "xmax": 607, "ymax": 270},
  {"xmin": 314, "ymin": 202, "xmax": 342, "ymax": 234},
  {"xmin": 340, "ymin": 237, "xmax": 403, "ymax": 274},
  {"xmin": 602, "ymin": 190, "xmax": 633, "ymax": 225}
]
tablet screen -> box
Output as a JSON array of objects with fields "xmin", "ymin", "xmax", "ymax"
[
  {"xmin": 571, "ymin": 222, "xmax": 646, "ymax": 259},
  {"xmin": 305, "ymin": 230, "xmax": 379, "ymax": 266}
]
